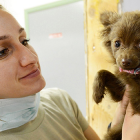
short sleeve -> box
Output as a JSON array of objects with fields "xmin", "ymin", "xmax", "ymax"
[
  {"xmin": 40, "ymin": 88, "xmax": 89, "ymax": 132},
  {"xmin": 67, "ymin": 92, "xmax": 89, "ymax": 132}
]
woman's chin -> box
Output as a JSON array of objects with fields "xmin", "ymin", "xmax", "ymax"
[{"xmin": 21, "ymin": 77, "xmax": 46, "ymax": 97}]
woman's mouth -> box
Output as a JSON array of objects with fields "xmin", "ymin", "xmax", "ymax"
[{"xmin": 20, "ymin": 69, "xmax": 40, "ymax": 80}]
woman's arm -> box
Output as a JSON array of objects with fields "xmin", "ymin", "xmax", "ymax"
[{"xmin": 84, "ymin": 125, "xmax": 100, "ymax": 140}]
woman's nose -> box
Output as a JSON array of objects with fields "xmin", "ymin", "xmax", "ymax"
[{"xmin": 19, "ymin": 46, "xmax": 38, "ymax": 67}]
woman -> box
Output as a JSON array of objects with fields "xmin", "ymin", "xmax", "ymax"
[{"xmin": 0, "ymin": 5, "xmax": 100, "ymax": 140}]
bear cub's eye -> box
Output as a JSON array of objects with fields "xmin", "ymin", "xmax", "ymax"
[
  {"xmin": 115, "ymin": 41, "xmax": 121, "ymax": 48},
  {"xmin": 138, "ymin": 43, "xmax": 140, "ymax": 48}
]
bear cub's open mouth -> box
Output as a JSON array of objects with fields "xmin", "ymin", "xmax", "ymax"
[{"xmin": 119, "ymin": 67, "xmax": 140, "ymax": 74}]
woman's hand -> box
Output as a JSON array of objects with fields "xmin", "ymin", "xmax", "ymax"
[
  {"xmin": 112, "ymin": 85, "xmax": 140, "ymax": 140},
  {"xmin": 111, "ymin": 85, "xmax": 129, "ymax": 128},
  {"xmin": 122, "ymin": 102, "xmax": 140, "ymax": 140}
]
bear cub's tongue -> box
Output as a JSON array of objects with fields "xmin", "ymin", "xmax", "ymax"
[{"xmin": 119, "ymin": 67, "xmax": 140, "ymax": 74}]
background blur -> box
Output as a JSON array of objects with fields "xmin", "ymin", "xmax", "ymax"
[{"xmin": 0, "ymin": 0, "xmax": 60, "ymax": 27}]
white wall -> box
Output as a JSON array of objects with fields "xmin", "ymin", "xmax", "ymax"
[
  {"xmin": 0, "ymin": 0, "xmax": 60, "ymax": 27},
  {"xmin": 121, "ymin": 0, "xmax": 140, "ymax": 12},
  {"xmin": 27, "ymin": 1, "xmax": 86, "ymax": 116}
]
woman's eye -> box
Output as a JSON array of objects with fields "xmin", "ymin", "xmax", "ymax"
[
  {"xmin": 0, "ymin": 48, "xmax": 9, "ymax": 59},
  {"xmin": 21, "ymin": 39, "xmax": 30, "ymax": 46},
  {"xmin": 115, "ymin": 41, "xmax": 121, "ymax": 48}
]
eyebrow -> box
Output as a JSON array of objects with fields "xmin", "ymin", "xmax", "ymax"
[{"xmin": 0, "ymin": 28, "xmax": 25, "ymax": 41}]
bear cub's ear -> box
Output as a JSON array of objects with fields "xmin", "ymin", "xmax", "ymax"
[{"xmin": 100, "ymin": 11, "xmax": 120, "ymax": 26}]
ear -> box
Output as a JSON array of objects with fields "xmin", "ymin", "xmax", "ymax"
[
  {"xmin": 100, "ymin": 11, "xmax": 120, "ymax": 26},
  {"xmin": 99, "ymin": 12, "xmax": 120, "ymax": 61}
]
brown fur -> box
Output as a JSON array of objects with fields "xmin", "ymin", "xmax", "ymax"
[{"xmin": 93, "ymin": 11, "xmax": 140, "ymax": 140}]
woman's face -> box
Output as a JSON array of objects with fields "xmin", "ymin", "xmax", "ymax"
[{"xmin": 0, "ymin": 10, "xmax": 46, "ymax": 99}]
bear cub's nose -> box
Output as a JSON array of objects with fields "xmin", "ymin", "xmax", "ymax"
[{"xmin": 122, "ymin": 59, "xmax": 132, "ymax": 67}]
